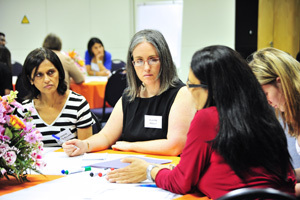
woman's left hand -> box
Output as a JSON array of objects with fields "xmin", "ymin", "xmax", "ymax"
[
  {"xmin": 111, "ymin": 141, "xmax": 132, "ymax": 151},
  {"xmin": 106, "ymin": 157, "xmax": 149, "ymax": 183}
]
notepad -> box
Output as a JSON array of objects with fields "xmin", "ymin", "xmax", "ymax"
[{"xmin": 90, "ymin": 156, "xmax": 172, "ymax": 169}]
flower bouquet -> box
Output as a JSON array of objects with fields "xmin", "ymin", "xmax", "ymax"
[
  {"xmin": 67, "ymin": 50, "xmax": 86, "ymax": 74},
  {"xmin": 0, "ymin": 91, "xmax": 46, "ymax": 183}
]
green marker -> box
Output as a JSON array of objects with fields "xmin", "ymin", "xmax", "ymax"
[{"xmin": 64, "ymin": 166, "xmax": 92, "ymax": 175}]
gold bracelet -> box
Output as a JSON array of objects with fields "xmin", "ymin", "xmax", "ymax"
[{"xmin": 86, "ymin": 141, "xmax": 90, "ymax": 152}]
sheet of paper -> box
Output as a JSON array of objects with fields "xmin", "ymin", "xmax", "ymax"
[
  {"xmin": 90, "ymin": 156, "xmax": 172, "ymax": 169},
  {"xmin": 1, "ymin": 172, "xmax": 182, "ymax": 200},
  {"xmin": 33, "ymin": 150, "xmax": 146, "ymax": 175}
]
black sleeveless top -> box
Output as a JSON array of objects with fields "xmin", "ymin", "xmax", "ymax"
[{"xmin": 121, "ymin": 80, "xmax": 185, "ymax": 142}]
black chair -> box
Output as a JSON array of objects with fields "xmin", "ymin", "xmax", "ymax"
[
  {"xmin": 91, "ymin": 111, "xmax": 101, "ymax": 134},
  {"xmin": 12, "ymin": 61, "xmax": 23, "ymax": 76},
  {"xmin": 15, "ymin": 74, "xmax": 29, "ymax": 103},
  {"xmin": 110, "ymin": 59, "xmax": 126, "ymax": 73},
  {"xmin": 217, "ymin": 188, "xmax": 297, "ymax": 200},
  {"xmin": 91, "ymin": 68, "xmax": 127, "ymax": 128}
]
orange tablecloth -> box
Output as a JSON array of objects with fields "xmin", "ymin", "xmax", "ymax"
[
  {"xmin": 70, "ymin": 81, "xmax": 107, "ymax": 109},
  {"xmin": 0, "ymin": 174, "xmax": 64, "ymax": 196}
]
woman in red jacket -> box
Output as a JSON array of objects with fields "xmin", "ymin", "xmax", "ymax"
[{"xmin": 107, "ymin": 45, "xmax": 296, "ymax": 199}]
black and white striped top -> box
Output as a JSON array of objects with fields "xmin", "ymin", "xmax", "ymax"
[{"xmin": 17, "ymin": 91, "xmax": 94, "ymax": 147}]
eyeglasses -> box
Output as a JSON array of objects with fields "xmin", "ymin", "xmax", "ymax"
[
  {"xmin": 132, "ymin": 57, "xmax": 160, "ymax": 67},
  {"xmin": 186, "ymin": 80, "xmax": 208, "ymax": 89}
]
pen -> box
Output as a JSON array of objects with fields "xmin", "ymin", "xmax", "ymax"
[
  {"xmin": 137, "ymin": 184, "xmax": 157, "ymax": 188},
  {"xmin": 89, "ymin": 168, "xmax": 114, "ymax": 177},
  {"xmin": 52, "ymin": 134, "xmax": 78, "ymax": 148},
  {"xmin": 62, "ymin": 166, "xmax": 92, "ymax": 175}
]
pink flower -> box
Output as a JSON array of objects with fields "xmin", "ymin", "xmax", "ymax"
[
  {"xmin": 1, "ymin": 168, "xmax": 6, "ymax": 175},
  {"xmin": 0, "ymin": 142, "xmax": 9, "ymax": 157},
  {"xmin": 36, "ymin": 159, "xmax": 46, "ymax": 169},
  {"xmin": 24, "ymin": 132, "xmax": 38, "ymax": 144},
  {"xmin": 23, "ymin": 122, "xmax": 33, "ymax": 133},
  {"xmin": 0, "ymin": 126, "xmax": 5, "ymax": 134},
  {"xmin": 3, "ymin": 151, "xmax": 17, "ymax": 165},
  {"xmin": 27, "ymin": 106, "xmax": 36, "ymax": 115},
  {"xmin": 10, "ymin": 100, "xmax": 24, "ymax": 111}
]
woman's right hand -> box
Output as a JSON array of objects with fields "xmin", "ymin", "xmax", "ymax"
[{"xmin": 62, "ymin": 139, "xmax": 88, "ymax": 157}]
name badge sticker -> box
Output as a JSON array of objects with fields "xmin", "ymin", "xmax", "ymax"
[
  {"xmin": 144, "ymin": 115, "xmax": 162, "ymax": 129},
  {"xmin": 53, "ymin": 129, "xmax": 74, "ymax": 145}
]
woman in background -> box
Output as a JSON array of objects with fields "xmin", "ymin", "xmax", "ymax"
[
  {"xmin": 249, "ymin": 47, "xmax": 300, "ymax": 195},
  {"xmin": 42, "ymin": 33, "xmax": 85, "ymax": 88},
  {"xmin": 17, "ymin": 48, "xmax": 93, "ymax": 146},
  {"xmin": 0, "ymin": 46, "xmax": 13, "ymax": 96},
  {"xmin": 106, "ymin": 45, "xmax": 296, "ymax": 199},
  {"xmin": 85, "ymin": 37, "xmax": 111, "ymax": 76}
]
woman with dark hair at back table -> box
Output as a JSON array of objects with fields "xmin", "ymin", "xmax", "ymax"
[
  {"xmin": 0, "ymin": 46, "xmax": 13, "ymax": 96},
  {"xmin": 63, "ymin": 29, "xmax": 196, "ymax": 156},
  {"xmin": 106, "ymin": 45, "xmax": 296, "ymax": 199},
  {"xmin": 85, "ymin": 37, "xmax": 111, "ymax": 76},
  {"xmin": 16, "ymin": 48, "xmax": 94, "ymax": 146}
]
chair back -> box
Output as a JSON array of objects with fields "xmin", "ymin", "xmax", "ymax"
[
  {"xmin": 217, "ymin": 188, "xmax": 297, "ymax": 200},
  {"xmin": 90, "ymin": 67, "xmax": 127, "ymax": 127},
  {"xmin": 110, "ymin": 59, "xmax": 126, "ymax": 73},
  {"xmin": 105, "ymin": 67, "xmax": 127, "ymax": 107},
  {"xmin": 91, "ymin": 112, "xmax": 101, "ymax": 134},
  {"xmin": 12, "ymin": 61, "xmax": 23, "ymax": 76},
  {"xmin": 15, "ymin": 74, "xmax": 29, "ymax": 103}
]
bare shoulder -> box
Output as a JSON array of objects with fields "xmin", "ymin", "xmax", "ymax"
[{"xmin": 174, "ymin": 86, "xmax": 192, "ymax": 102}]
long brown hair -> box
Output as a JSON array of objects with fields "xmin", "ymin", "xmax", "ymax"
[{"xmin": 249, "ymin": 47, "xmax": 300, "ymax": 137}]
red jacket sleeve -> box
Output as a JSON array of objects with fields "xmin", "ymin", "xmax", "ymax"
[{"xmin": 155, "ymin": 107, "xmax": 219, "ymax": 194}]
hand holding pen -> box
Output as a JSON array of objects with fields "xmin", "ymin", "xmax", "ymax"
[{"xmin": 62, "ymin": 139, "xmax": 87, "ymax": 157}]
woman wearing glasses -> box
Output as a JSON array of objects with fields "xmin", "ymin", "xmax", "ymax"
[
  {"xmin": 63, "ymin": 29, "xmax": 196, "ymax": 156},
  {"xmin": 106, "ymin": 45, "xmax": 296, "ymax": 199}
]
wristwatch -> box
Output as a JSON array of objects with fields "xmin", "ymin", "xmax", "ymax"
[
  {"xmin": 146, "ymin": 165, "xmax": 157, "ymax": 181},
  {"xmin": 97, "ymin": 60, "xmax": 103, "ymax": 64}
]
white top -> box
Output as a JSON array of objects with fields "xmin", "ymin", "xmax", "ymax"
[
  {"xmin": 17, "ymin": 91, "xmax": 94, "ymax": 147},
  {"xmin": 91, "ymin": 62, "xmax": 100, "ymax": 72}
]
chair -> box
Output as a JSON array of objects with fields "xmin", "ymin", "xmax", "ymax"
[
  {"xmin": 110, "ymin": 59, "xmax": 126, "ymax": 73},
  {"xmin": 91, "ymin": 67, "xmax": 127, "ymax": 128},
  {"xmin": 12, "ymin": 60, "xmax": 23, "ymax": 76},
  {"xmin": 15, "ymin": 74, "xmax": 29, "ymax": 103},
  {"xmin": 91, "ymin": 111, "xmax": 101, "ymax": 134},
  {"xmin": 217, "ymin": 188, "xmax": 297, "ymax": 200}
]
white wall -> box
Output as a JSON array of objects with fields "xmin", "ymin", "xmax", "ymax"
[
  {"xmin": 179, "ymin": 0, "xmax": 235, "ymax": 80},
  {"xmin": 0, "ymin": 0, "xmax": 133, "ymax": 64},
  {"xmin": 0, "ymin": 0, "xmax": 235, "ymax": 81}
]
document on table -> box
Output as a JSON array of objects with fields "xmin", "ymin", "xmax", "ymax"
[
  {"xmin": 90, "ymin": 156, "xmax": 172, "ymax": 169},
  {"xmin": 35, "ymin": 151, "xmax": 145, "ymax": 175},
  {"xmin": 1, "ymin": 172, "xmax": 182, "ymax": 200},
  {"xmin": 14, "ymin": 150, "xmax": 182, "ymax": 200}
]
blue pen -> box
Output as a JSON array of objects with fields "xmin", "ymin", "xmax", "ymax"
[
  {"xmin": 52, "ymin": 134, "xmax": 78, "ymax": 148},
  {"xmin": 52, "ymin": 134, "xmax": 62, "ymax": 141},
  {"xmin": 138, "ymin": 184, "xmax": 157, "ymax": 188}
]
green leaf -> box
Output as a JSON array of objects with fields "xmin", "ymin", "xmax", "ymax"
[{"xmin": 4, "ymin": 127, "xmax": 13, "ymax": 139}]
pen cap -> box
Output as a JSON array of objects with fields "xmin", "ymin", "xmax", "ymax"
[{"xmin": 84, "ymin": 166, "xmax": 92, "ymax": 171}]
